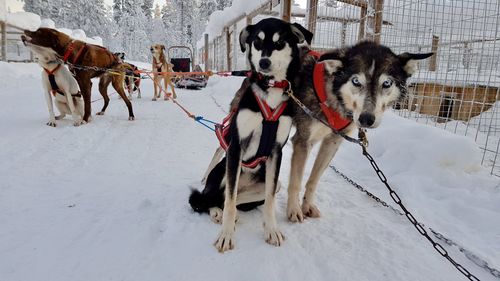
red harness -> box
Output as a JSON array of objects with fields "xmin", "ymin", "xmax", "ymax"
[
  {"xmin": 62, "ymin": 40, "xmax": 87, "ymax": 64},
  {"xmin": 216, "ymin": 80, "xmax": 289, "ymax": 169},
  {"xmin": 309, "ymin": 51, "xmax": 352, "ymax": 131},
  {"xmin": 153, "ymin": 57, "xmax": 164, "ymax": 73},
  {"xmin": 43, "ymin": 64, "xmax": 63, "ymax": 97}
]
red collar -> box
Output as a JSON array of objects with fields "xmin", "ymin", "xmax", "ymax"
[
  {"xmin": 247, "ymin": 72, "xmax": 290, "ymax": 89},
  {"xmin": 43, "ymin": 64, "xmax": 61, "ymax": 75},
  {"xmin": 313, "ymin": 61, "xmax": 351, "ymax": 131},
  {"xmin": 62, "ymin": 40, "xmax": 86, "ymax": 63}
]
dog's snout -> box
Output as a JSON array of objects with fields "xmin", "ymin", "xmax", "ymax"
[
  {"xmin": 358, "ymin": 112, "xmax": 375, "ymax": 127},
  {"xmin": 259, "ymin": 58, "xmax": 271, "ymax": 70}
]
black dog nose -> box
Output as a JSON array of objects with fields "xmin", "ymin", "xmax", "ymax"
[
  {"xmin": 259, "ymin": 58, "xmax": 271, "ymax": 70},
  {"xmin": 359, "ymin": 112, "xmax": 375, "ymax": 127}
]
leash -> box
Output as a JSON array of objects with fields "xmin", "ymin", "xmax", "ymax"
[{"xmin": 285, "ymin": 89, "xmax": 482, "ymax": 281}]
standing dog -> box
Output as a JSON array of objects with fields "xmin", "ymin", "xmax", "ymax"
[
  {"xmin": 22, "ymin": 28, "xmax": 134, "ymax": 122},
  {"xmin": 150, "ymin": 44, "xmax": 176, "ymax": 101},
  {"xmin": 22, "ymin": 37, "xmax": 84, "ymax": 127},
  {"xmin": 189, "ymin": 18, "xmax": 311, "ymax": 252},
  {"xmin": 286, "ymin": 41, "xmax": 433, "ymax": 222}
]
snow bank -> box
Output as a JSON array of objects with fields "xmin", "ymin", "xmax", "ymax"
[
  {"xmin": 40, "ymin": 18, "xmax": 55, "ymax": 28},
  {"xmin": 5, "ymin": 12, "xmax": 41, "ymax": 31}
]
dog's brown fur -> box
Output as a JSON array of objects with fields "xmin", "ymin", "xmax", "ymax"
[
  {"xmin": 23, "ymin": 28, "xmax": 134, "ymax": 121},
  {"xmin": 150, "ymin": 44, "xmax": 176, "ymax": 101}
]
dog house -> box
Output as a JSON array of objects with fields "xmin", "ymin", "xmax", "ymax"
[{"xmin": 403, "ymin": 82, "xmax": 499, "ymax": 122}]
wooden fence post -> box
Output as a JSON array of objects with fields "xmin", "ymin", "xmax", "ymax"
[
  {"xmin": 225, "ymin": 27, "xmax": 231, "ymax": 71},
  {"xmin": 281, "ymin": 0, "xmax": 291, "ymax": 22},
  {"xmin": 1, "ymin": 21, "xmax": 6, "ymax": 61},
  {"xmin": 358, "ymin": 6, "xmax": 367, "ymax": 41},
  {"xmin": 204, "ymin": 34, "xmax": 209, "ymax": 71},
  {"xmin": 367, "ymin": 0, "xmax": 384, "ymax": 43},
  {"xmin": 306, "ymin": 0, "xmax": 318, "ymax": 39},
  {"xmin": 429, "ymin": 35, "xmax": 439, "ymax": 71}
]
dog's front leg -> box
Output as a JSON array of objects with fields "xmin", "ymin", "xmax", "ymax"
[
  {"xmin": 302, "ymin": 134, "xmax": 343, "ymax": 218},
  {"xmin": 287, "ymin": 136, "xmax": 311, "ymax": 222},
  {"xmin": 214, "ymin": 142, "xmax": 241, "ymax": 253},
  {"xmin": 152, "ymin": 75, "xmax": 158, "ymax": 101},
  {"xmin": 263, "ymin": 150, "xmax": 285, "ymax": 246},
  {"xmin": 43, "ymin": 86, "xmax": 57, "ymax": 127}
]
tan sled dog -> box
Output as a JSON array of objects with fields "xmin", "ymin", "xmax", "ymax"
[{"xmin": 150, "ymin": 44, "xmax": 177, "ymax": 101}]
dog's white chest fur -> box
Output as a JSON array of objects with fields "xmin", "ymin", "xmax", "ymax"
[{"xmin": 236, "ymin": 88, "xmax": 292, "ymax": 163}]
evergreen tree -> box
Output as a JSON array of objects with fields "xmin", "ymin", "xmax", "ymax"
[
  {"xmin": 141, "ymin": 0, "xmax": 154, "ymax": 20},
  {"xmin": 113, "ymin": 0, "xmax": 122, "ymax": 23}
]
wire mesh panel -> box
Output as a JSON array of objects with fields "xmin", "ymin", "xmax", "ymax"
[{"xmin": 307, "ymin": 0, "xmax": 500, "ymax": 176}]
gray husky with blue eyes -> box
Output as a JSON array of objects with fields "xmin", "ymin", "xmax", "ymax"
[{"xmin": 287, "ymin": 41, "xmax": 433, "ymax": 222}]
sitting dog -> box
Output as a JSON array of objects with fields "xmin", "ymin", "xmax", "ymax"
[
  {"xmin": 150, "ymin": 44, "xmax": 176, "ymax": 101},
  {"xmin": 22, "ymin": 28, "xmax": 134, "ymax": 122},
  {"xmin": 286, "ymin": 41, "xmax": 433, "ymax": 222},
  {"xmin": 22, "ymin": 38, "xmax": 84, "ymax": 127},
  {"xmin": 189, "ymin": 18, "xmax": 311, "ymax": 252}
]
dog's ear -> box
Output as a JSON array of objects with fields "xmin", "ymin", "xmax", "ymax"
[
  {"xmin": 291, "ymin": 23, "xmax": 313, "ymax": 45},
  {"xmin": 161, "ymin": 45, "xmax": 166, "ymax": 50},
  {"xmin": 398, "ymin": 52, "xmax": 433, "ymax": 75},
  {"xmin": 318, "ymin": 52, "xmax": 344, "ymax": 74},
  {"xmin": 290, "ymin": 24, "xmax": 306, "ymax": 44},
  {"xmin": 239, "ymin": 25, "xmax": 254, "ymax": 52}
]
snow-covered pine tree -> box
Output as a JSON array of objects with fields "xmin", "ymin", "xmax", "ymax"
[
  {"xmin": 141, "ymin": 0, "xmax": 154, "ymax": 20},
  {"xmin": 113, "ymin": 0, "xmax": 122, "ymax": 23},
  {"xmin": 118, "ymin": 0, "xmax": 151, "ymax": 61}
]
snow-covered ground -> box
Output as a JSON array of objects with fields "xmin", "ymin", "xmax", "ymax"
[{"xmin": 0, "ymin": 62, "xmax": 499, "ymax": 281}]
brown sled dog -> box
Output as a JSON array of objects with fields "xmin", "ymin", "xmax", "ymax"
[{"xmin": 23, "ymin": 28, "xmax": 134, "ymax": 122}]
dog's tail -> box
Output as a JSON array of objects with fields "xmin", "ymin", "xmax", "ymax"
[{"xmin": 189, "ymin": 187, "xmax": 223, "ymax": 214}]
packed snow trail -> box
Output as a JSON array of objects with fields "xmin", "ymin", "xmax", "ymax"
[{"xmin": 0, "ymin": 62, "xmax": 499, "ymax": 281}]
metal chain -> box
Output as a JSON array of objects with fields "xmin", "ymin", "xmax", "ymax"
[
  {"xmin": 284, "ymin": 89, "xmax": 487, "ymax": 280},
  {"xmin": 331, "ymin": 164, "xmax": 500, "ymax": 279},
  {"xmin": 359, "ymin": 146, "xmax": 484, "ymax": 281}
]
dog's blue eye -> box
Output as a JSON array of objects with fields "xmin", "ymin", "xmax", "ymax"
[
  {"xmin": 382, "ymin": 79, "xmax": 393, "ymax": 88},
  {"xmin": 351, "ymin": 77, "xmax": 362, "ymax": 87}
]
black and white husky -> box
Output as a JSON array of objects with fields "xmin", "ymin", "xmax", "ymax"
[
  {"xmin": 189, "ymin": 18, "xmax": 311, "ymax": 252},
  {"xmin": 286, "ymin": 41, "xmax": 433, "ymax": 222}
]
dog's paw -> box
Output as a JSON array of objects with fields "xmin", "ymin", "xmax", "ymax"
[
  {"xmin": 214, "ymin": 231, "xmax": 235, "ymax": 253},
  {"xmin": 287, "ymin": 202, "xmax": 304, "ymax": 223},
  {"xmin": 128, "ymin": 116, "xmax": 135, "ymax": 121},
  {"xmin": 96, "ymin": 111, "xmax": 105, "ymax": 116},
  {"xmin": 73, "ymin": 119, "xmax": 85, "ymax": 126},
  {"xmin": 302, "ymin": 202, "xmax": 321, "ymax": 218},
  {"xmin": 264, "ymin": 228, "xmax": 285, "ymax": 247},
  {"xmin": 209, "ymin": 207, "xmax": 223, "ymax": 224},
  {"xmin": 46, "ymin": 121, "xmax": 57, "ymax": 127},
  {"xmin": 152, "ymin": 98, "xmax": 157, "ymax": 101}
]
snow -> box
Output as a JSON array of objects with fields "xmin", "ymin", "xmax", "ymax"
[
  {"xmin": 5, "ymin": 12, "xmax": 41, "ymax": 31},
  {"xmin": 1, "ymin": 62, "xmax": 499, "ymax": 281}
]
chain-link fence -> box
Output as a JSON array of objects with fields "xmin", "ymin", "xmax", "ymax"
[{"xmin": 199, "ymin": 0, "xmax": 500, "ymax": 176}]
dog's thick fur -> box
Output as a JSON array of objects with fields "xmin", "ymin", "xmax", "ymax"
[
  {"xmin": 22, "ymin": 28, "xmax": 134, "ymax": 122},
  {"xmin": 23, "ymin": 41, "xmax": 84, "ymax": 127},
  {"xmin": 189, "ymin": 18, "xmax": 311, "ymax": 252},
  {"xmin": 150, "ymin": 44, "xmax": 176, "ymax": 101},
  {"xmin": 112, "ymin": 52, "xmax": 142, "ymax": 99},
  {"xmin": 286, "ymin": 41, "xmax": 433, "ymax": 222}
]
